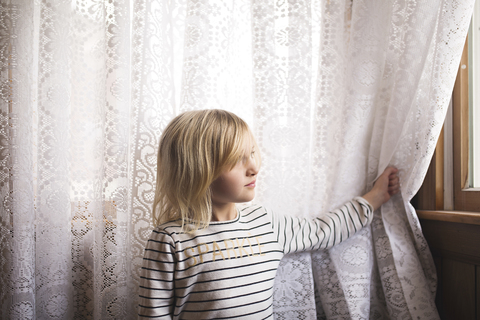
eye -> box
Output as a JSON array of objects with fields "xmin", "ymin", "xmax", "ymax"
[{"xmin": 236, "ymin": 154, "xmax": 248, "ymax": 164}]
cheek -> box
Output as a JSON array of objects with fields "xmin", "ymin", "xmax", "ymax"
[
  {"xmin": 212, "ymin": 175, "xmax": 242, "ymax": 196},
  {"xmin": 220, "ymin": 177, "xmax": 240, "ymax": 194},
  {"xmin": 211, "ymin": 176, "xmax": 232, "ymax": 195}
]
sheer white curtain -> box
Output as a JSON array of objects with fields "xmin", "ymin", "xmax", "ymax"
[{"xmin": 0, "ymin": 0, "xmax": 474, "ymax": 319}]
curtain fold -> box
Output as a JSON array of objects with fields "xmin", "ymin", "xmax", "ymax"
[{"xmin": 0, "ymin": 0, "xmax": 474, "ymax": 319}]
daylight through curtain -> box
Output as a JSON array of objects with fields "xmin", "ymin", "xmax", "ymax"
[{"xmin": 0, "ymin": 0, "xmax": 474, "ymax": 319}]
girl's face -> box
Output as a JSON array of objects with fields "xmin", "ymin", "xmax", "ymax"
[{"xmin": 210, "ymin": 146, "xmax": 259, "ymax": 207}]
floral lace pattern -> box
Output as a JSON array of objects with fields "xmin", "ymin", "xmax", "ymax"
[{"xmin": 0, "ymin": 0, "xmax": 474, "ymax": 319}]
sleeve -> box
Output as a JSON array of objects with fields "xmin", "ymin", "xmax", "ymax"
[
  {"xmin": 138, "ymin": 228, "xmax": 176, "ymax": 319},
  {"xmin": 271, "ymin": 197, "xmax": 374, "ymax": 254}
]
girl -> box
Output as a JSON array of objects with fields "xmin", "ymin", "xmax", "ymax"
[{"xmin": 138, "ymin": 109, "xmax": 399, "ymax": 319}]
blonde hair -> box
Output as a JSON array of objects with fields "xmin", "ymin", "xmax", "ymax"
[{"xmin": 153, "ymin": 109, "xmax": 260, "ymax": 232}]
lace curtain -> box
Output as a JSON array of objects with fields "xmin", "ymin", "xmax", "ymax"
[{"xmin": 0, "ymin": 0, "xmax": 474, "ymax": 319}]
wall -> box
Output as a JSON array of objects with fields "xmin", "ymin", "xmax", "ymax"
[{"xmin": 418, "ymin": 217, "xmax": 480, "ymax": 320}]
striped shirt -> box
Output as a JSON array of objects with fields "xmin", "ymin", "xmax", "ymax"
[{"xmin": 138, "ymin": 197, "xmax": 373, "ymax": 319}]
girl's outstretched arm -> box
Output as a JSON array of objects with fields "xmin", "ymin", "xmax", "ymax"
[
  {"xmin": 362, "ymin": 166, "xmax": 400, "ymax": 211},
  {"xmin": 272, "ymin": 167, "xmax": 400, "ymax": 255},
  {"xmin": 273, "ymin": 197, "xmax": 375, "ymax": 253}
]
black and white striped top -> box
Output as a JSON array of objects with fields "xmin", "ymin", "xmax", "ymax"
[{"xmin": 138, "ymin": 197, "xmax": 373, "ymax": 319}]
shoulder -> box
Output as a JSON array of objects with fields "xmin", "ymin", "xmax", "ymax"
[
  {"xmin": 147, "ymin": 220, "xmax": 184, "ymax": 245},
  {"xmin": 238, "ymin": 204, "xmax": 273, "ymax": 224}
]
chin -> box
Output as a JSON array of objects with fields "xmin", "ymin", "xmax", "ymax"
[{"xmin": 245, "ymin": 196, "xmax": 255, "ymax": 202}]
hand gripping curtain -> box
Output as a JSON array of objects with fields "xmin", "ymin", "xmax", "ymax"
[{"xmin": 0, "ymin": 0, "xmax": 475, "ymax": 319}]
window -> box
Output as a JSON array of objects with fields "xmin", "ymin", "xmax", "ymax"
[
  {"xmin": 415, "ymin": 3, "xmax": 480, "ymax": 215},
  {"xmin": 469, "ymin": 0, "xmax": 480, "ymax": 188},
  {"xmin": 452, "ymin": 7, "xmax": 480, "ymax": 212}
]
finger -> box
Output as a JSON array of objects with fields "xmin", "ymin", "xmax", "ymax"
[
  {"xmin": 385, "ymin": 166, "xmax": 398, "ymax": 174},
  {"xmin": 390, "ymin": 183, "xmax": 400, "ymax": 191},
  {"xmin": 388, "ymin": 176, "xmax": 399, "ymax": 185},
  {"xmin": 388, "ymin": 185, "xmax": 400, "ymax": 194},
  {"xmin": 388, "ymin": 169, "xmax": 399, "ymax": 176},
  {"xmin": 389, "ymin": 174, "xmax": 398, "ymax": 181},
  {"xmin": 383, "ymin": 167, "xmax": 399, "ymax": 180},
  {"xmin": 388, "ymin": 174, "xmax": 398, "ymax": 181},
  {"xmin": 388, "ymin": 185, "xmax": 400, "ymax": 192}
]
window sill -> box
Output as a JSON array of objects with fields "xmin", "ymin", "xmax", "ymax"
[{"xmin": 417, "ymin": 210, "xmax": 480, "ymax": 226}]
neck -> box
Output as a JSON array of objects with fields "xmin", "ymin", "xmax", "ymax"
[{"xmin": 211, "ymin": 202, "xmax": 237, "ymax": 221}]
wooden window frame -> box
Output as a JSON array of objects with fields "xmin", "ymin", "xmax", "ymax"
[{"xmin": 452, "ymin": 36, "xmax": 480, "ymax": 212}]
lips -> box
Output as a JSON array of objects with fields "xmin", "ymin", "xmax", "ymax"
[{"xmin": 245, "ymin": 180, "xmax": 256, "ymax": 187}]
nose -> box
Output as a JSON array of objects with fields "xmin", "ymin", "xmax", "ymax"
[{"xmin": 247, "ymin": 157, "xmax": 259, "ymax": 176}]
